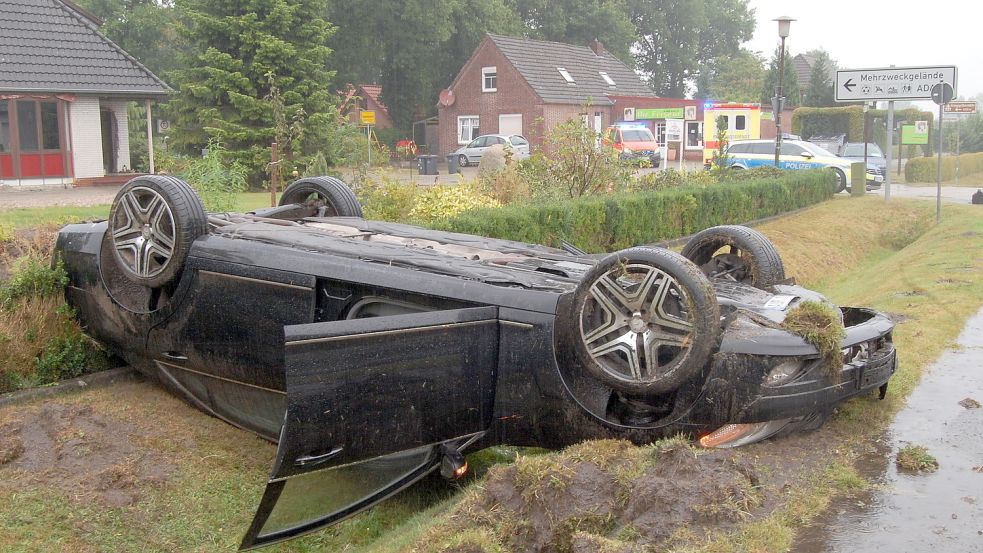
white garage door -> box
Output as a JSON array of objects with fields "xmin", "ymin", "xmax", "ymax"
[{"xmin": 498, "ymin": 114, "xmax": 522, "ymax": 136}]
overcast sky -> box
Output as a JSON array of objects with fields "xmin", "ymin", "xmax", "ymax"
[{"xmin": 744, "ymin": 0, "xmax": 980, "ymax": 104}]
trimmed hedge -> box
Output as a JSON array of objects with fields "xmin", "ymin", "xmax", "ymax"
[
  {"xmin": 905, "ymin": 152, "xmax": 983, "ymax": 183},
  {"xmin": 434, "ymin": 170, "xmax": 835, "ymax": 253}
]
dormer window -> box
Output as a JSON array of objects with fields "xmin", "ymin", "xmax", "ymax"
[
  {"xmin": 599, "ymin": 71, "xmax": 616, "ymax": 87},
  {"xmin": 482, "ymin": 66, "xmax": 497, "ymax": 92},
  {"xmin": 557, "ymin": 67, "xmax": 575, "ymax": 84}
]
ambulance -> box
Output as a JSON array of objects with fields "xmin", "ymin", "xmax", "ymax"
[{"xmin": 702, "ymin": 103, "xmax": 761, "ymax": 167}]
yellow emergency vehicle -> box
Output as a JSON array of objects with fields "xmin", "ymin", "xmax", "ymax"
[{"xmin": 702, "ymin": 103, "xmax": 761, "ymax": 166}]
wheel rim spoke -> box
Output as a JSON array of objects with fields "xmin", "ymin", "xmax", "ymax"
[
  {"xmin": 111, "ymin": 186, "xmax": 176, "ymax": 279},
  {"xmin": 581, "ymin": 262, "xmax": 695, "ymax": 383}
]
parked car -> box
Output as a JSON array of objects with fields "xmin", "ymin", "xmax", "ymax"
[
  {"xmin": 604, "ymin": 123, "xmax": 663, "ymax": 167},
  {"xmin": 453, "ymin": 134, "xmax": 530, "ymax": 166},
  {"xmin": 55, "ymin": 176, "xmax": 897, "ymax": 550},
  {"xmin": 725, "ymin": 139, "xmax": 883, "ymax": 192},
  {"xmin": 839, "ymin": 142, "xmax": 888, "ymax": 183}
]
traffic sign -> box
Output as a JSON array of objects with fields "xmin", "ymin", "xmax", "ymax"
[
  {"xmin": 931, "ymin": 83, "xmax": 954, "ymax": 105},
  {"xmin": 835, "ymin": 66, "xmax": 957, "ymax": 102},
  {"xmin": 944, "ymin": 101, "xmax": 977, "ymax": 114},
  {"xmin": 360, "ymin": 110, "xmax": 376, "ymax": 125}
]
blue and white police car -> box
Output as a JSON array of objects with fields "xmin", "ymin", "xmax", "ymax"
[{"xmin": 725, "ymin": 139, "xmax": 884, "ymax": 192}]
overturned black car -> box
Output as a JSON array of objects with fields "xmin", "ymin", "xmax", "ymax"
[{"xmin": 55, "ymin": 176, "xmax": 896, "ymax": 550}]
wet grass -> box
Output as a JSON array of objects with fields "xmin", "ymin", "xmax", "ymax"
[{"xmin": 895, "ymin": 444, "xmax": 940, "ymax": 474}]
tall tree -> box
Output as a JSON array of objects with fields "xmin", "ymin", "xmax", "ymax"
[
  {"xmin": 328, "ymin": 0, "xmax": 520, "ymax": 130},
  {"xmin": 698, "ymin": 49, "xmax": 765, "ymax": 103},
  {"xmin": 761, "ymin": 46, "xmax": 800, "ymax": 109},
  {"xmin": 630, "ymin": 0, "xmax": 754, "ymax": 96},
  {"xmin": 803, "ymin": 50, "xmax": 836, "ymax": 107},
  {"xmin": 508, "ymin": 0, "xmax": 636, "ymax": 64},
  {"xmin": 74, "ymin": 0, "xmax": 185, "ymax": 77},
  {"xmin": 166, "ymin": 0, "xmax": 337, "ymax": 181}
]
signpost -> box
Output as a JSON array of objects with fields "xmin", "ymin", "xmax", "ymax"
[
  {"xmin": 835, "ymin": 66, "xmax": 957, "ymax": 102},
  {"xmin": 945, "ymin": 102, "xmax": 976, "ymax": 183},
  {"xmin": 931, "ymin": 83, "xmax": 954, "ymax": 224},
  {"xmin": 837, "ymin": 65, "xmax": 957, "ymax": 203},
  {"xmin": 666, "ymin": 119, "xmax": 685, "ymax": 170},
  {"xmin": 360, "ymin": 110, "xmax": 376, "ymax": 164}
]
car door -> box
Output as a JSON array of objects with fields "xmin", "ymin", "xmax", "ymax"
[
  {"xmin": 779, "ymin": 142, "xmax": 811, "ymax": 169},
  {"xmin": 239, "ymin": 306, "xmax": 500, "ymax": 550}
]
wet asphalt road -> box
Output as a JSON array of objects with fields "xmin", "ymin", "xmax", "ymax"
[{"xmin": 795, "ymin": 308, "xmax": 983, "ymax": 553}]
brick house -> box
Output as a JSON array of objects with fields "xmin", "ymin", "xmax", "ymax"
[
  {"xmin": 0, "ymin": 0, "xmax": 170, "ymax": 186},
  {"xmin": 439, "ymin": 35, "xmax": 669, "ymax": 156}
]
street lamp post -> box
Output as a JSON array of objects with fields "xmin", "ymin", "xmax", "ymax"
[{"xmin": 773, "ymin": 16, "xmax": 795, "ymax": 167}]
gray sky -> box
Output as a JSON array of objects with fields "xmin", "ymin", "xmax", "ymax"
[{"xmin": 745, "ymin": 0, "xmax": 980, "ymax": 102}]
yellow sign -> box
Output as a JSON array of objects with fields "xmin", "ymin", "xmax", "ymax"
[{"xmin": 360, "ymin": 110, "xmax": 376, "ymax": 125}]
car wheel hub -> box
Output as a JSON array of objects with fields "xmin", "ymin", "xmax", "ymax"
[
  {"xmin": 580, "ymin": 264, "xmax": 694, "ymax": 382},
  {"xmin": 111, "ymin": 186, "xmax": 176, "ymax": 279}
]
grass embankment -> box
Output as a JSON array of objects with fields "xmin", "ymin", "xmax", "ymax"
[{"xmin": 2, "ymin": 196, "xmax": 982, "ymax": 552}]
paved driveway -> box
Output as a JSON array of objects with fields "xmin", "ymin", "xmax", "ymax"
[{"xmin": 874, "ymin": 183, "xmax": 982, "ymax": 204}]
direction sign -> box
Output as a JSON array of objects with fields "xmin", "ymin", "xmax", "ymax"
[
  {"xmin": 835, "ymin": 66, "xmax": 957, "ymax": 102},
  {"xmin": 944, "ymin": 101, "xmax": 977, "ymax": 114}
]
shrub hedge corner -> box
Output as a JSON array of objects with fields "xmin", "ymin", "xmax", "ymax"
[{"xmin": 905, "ymin": 152, "xmax": 983, "ymax": 183}]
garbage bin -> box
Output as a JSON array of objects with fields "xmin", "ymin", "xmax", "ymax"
[
  {"xmin": 417, "ymin": 155, "xmax": 438, "ymax": 175},
  {"xmin": 446, "ymin": 154, "xmax": 459, "ymax": 174}
]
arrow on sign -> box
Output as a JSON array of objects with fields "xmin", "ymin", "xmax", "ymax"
[{"xmin": 843, "ymin": 79, "xmax": 856, "ymax": 92}]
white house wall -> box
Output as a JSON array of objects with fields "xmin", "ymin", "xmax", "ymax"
[
  {"xmin": 69, "ymin": 96, "xmax": 104, "ymax": 179},
  {"xmin": 102, "ymin": 98, "xmax": 131, "ymax": 172}
]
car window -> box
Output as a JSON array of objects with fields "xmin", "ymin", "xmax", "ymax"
[
  {"xmin": 802, "ymin": 142, "xmax": 837, "ymax": 157},
  {"xmin": 735, "ymin": 115, "xmax": 746, "ymax": 131},
  {"xmin": 622, "ymin": 129, "xmax": 654, "ymax": 141},
  {"xmin": 510, "ymin": 135, "xmax": 528, "ymax": 146},
  {"xmin": 491, "ymin": 136, "xmax": 506, "ymax": 145},
  {"xmin": 750, "ymin": 142, "xmax": 774, "ymax": 155},
  {"xmin": 842, "ymin": 143, "xmax": 882, "ymax": 157},
  {"xmin": 728, "ymin": 143, "xmax": 748, "ymax": 154},
  {"xmin": 780, "ymin": 142, "xmax": 806, "ymax": 156},
  {"xmin": 467, "ymin": 138, "xmax": 482, "ymax": 148}
]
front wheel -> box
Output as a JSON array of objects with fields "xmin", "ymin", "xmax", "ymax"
[
  {"xmin": 680, "ymin": 225, "xmax": 785, "ymax": 288},
  {"xmin": 278, "ymin": 176, "xmax": 363, "ymax": 218},
  {"xmin": 570, "ymin": 247, "xmax": 721, "ymax": 395},
  {"xmin": 458, "ymin": 154, "xmax": 469, "ymax": 168}
]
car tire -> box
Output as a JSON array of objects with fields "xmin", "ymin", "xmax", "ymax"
[
  {"xmin": 832, "ymin": 168, "xmax": 847, "ymax": 193},
  {"xmin": 108, "ymin": 175, "xmax": 208, "ymax": 288},
  {"xmin": 680, "ymin": 225, "xmax": 785, "ymax": 288},
  {"xmin": 458, "ymin": 154, "xmax": 469, "ymax": 168},
  {"xmin": 279, "ymin": 176, "xmax": 363, "ymax": 217},
  {"xmin": 570, "ymin": 247, "xmax": 721, "ymax": 395}
]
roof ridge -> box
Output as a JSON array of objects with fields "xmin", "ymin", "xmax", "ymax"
[{"xmin": 51, "ymin": 0, "xmax": 173, "ymax": 93}]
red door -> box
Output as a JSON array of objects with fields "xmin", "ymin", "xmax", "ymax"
[{"xmin": 0, "ymin": 101, "xmax": 13, "ymax": 178}]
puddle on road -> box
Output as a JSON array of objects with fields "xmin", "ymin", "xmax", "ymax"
[{"xmin": 795, "ymin": 308, "xmax": 983, "ymax": 553}]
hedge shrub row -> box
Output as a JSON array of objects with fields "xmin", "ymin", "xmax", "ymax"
[
  {"xmin": 435, "ymin": 170, "xmax": 835, "ymax": 253},
  {"xmin": 905, "ymin": 151, "xmax": 983, "ymax": 183}
]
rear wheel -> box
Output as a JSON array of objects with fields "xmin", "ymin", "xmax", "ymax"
[
  {"xmin": 109, "ymin": 176, "xmax": 207, "ymax": 288},
  {"xmin": 458, "ymin": 154, "xmax": 469, "ymax": 168},
  {"xmin": 570, "ymin": 247, "xmax": 720, "ymax": 395},
  {"xmin": 832, "ymin": 168, "xmax": 847, "ymax": 193},
  {"xmin": 279, "ymin": 176, "xmax": 363, "ymax": 218},
  {"xmin": 681, "ymin": 225, "xmax": 785, "ymax": 288}
]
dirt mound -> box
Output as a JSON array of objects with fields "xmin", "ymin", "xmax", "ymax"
[
  {"xmin": 0, "ymin": 402, "xmax": 175, "ymax": 507},
  {"xmin": 420, "ymin": 439, "xmax": 758, "ymax": 552}
]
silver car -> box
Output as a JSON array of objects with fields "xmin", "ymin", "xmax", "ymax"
[{"xmin": 454, "ymin": 134, "xmax": 530, "ymax": 167}]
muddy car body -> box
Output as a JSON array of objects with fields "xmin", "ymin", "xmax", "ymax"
[{"xmin": 55, "ymin": 176, "xmax": 897, "ymax": 550}]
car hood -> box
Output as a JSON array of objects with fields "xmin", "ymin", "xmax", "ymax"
[{"xmin": 622, "ymin": 140, "xmax": 660, "ymax": 150}]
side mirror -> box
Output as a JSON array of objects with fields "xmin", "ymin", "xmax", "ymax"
[{"xmin": 801, "ymin": 152, "xmax": 814, "ymax": 159}]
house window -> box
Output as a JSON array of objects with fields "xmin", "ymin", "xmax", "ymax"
[
  {"xmin": 557, "ymin": 67, "xmax": 575, "ymax": 84},
  {"xmin": 457, "ymin": 116, "xmax": 479, "ymax": 144},
  {"xmin": 686, "ymin": 122, "xmax": 703, "ymax": 149},
  {"xmin": 599, "ymin": 71, "xmax": 616, "ymax": 87},
  {"xmin": 656, "ymin": 122, "xmax": 666, "ymax": 146},
  {"xmin": 481, "ymin": 67, "xmax": 497, "ymax": 92}
]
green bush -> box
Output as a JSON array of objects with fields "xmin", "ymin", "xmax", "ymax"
[
  {"xmin": 905, "ymin": 151, "xmax": 983, "ymax": 183},
  {"xmin": 0, "ymin": 257, "xmax": 68, "ymax": 309},
  {"xmin": 433, "ymin": 170, "xmax": 834, "ymax": 252},
  {"xmin": 179, "ymin": 141, "xmax": 248, "ymax": 211}
]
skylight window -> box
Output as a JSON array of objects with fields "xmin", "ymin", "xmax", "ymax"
[
  {"xmin": 557, "ymin": 67, "xmax": 575, "ymax": 84},
  {"xmin": 599, "ymin": 71, "xmax": 616, "ymax": 87}
]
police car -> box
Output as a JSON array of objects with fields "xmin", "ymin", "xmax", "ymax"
[{"xmin": 725, "ymin": 139, "xmax": 883, "ymax": 192}]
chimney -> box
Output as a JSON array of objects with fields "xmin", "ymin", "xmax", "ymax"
[{"xmin": 589, "ymin": 39, "xmax": 605, "ymax": 56}]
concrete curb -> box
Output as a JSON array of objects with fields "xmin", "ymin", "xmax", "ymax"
[{"xmin": 0, "ymin": 367, "xmax": 139, "ymax": 409}]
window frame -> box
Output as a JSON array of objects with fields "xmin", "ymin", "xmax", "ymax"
[
  {"xmin": 599, "ymin": 71, "xmax": 616, "ymax": 87},
  {"xmin": 557, "ymin": 67, "xmax": 575, "ymax": 84},
  {"xmin": 685, "ymin": 121, "xmax": 703, "ymax": 150},
  {"xmin": 481, "ymin": 66, "xmax": 497, "ymax": 92},
  {"xmin": 457, "ymin": 116, "xmax": 480, "ymax": 145}
]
